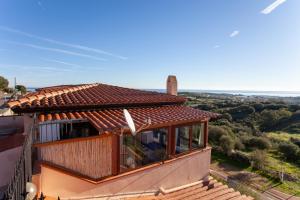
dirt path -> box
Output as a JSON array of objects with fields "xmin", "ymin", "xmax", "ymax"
[{"xmin": 210, "ymin": 162, "xmax": 300, "ymax": 200}]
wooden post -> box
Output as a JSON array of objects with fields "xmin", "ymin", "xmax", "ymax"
[
  {"xmin": 204, "ymin": 120, "xmax": 209, "ymax": 147},
  {"xmin": 111, "ymin": 134, "xmax": 120, "ymax": 175},
  {"xmin": 167, "ymin": 126, "xmax": 176, "ymax": 156},
  {"xmin": 189, "ymin": 126, "xmax": 192, "ymax": 149}
]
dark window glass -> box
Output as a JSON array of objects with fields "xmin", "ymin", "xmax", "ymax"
[
  {"xmin": 192, "ymin": 124, "xmax": 205, "ymax": 148},
  {"xmin": 120, "ymin": 128, "xmax": 168, "ymax": 172},
  {"xmin": 175, "ymin": 126, "xmax": 190, "ymax": 154}
]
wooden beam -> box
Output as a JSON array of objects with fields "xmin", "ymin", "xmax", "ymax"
[
  {"xmin": 204, "ymin": 120, "xmax": 209, "ymax": 147},
  {"xmin": 111, "ymin": 134, "xmax": 120, "ymax": 175},
  {"xmin": 189, "ymin": 126, "xmax": 192, "ymax": 150}
]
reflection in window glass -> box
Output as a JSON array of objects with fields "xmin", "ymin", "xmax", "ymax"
[
  {"xmin": 175, "ymin": 126, "xmax": 190, "ymax": 154},
  {"xmin": 192, "ymin": 124, "xmax": 205, "ymax": 148},
  {"xmin": 120, "ymin": 128, "xmax": 168, "ymax": 172}
]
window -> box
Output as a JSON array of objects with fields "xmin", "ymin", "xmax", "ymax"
[
  {"xmin": 38, "ymin": 121, "xmax": 98, "ymax": 143},
  {"xmin": 175, "ymin": 126, "xmax": 190, "ymax": 154},
  {"xmin": 120, "ymin": 128, "xmax": 168, "ymax": 172},
  {"xmin": 191, "ymin": 123, "xmax": 205, "ymax": 148}
]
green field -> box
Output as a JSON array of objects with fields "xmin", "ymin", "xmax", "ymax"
[{"xmin": 267, "ymin": 132, "xmax": 300, "ymax": 141}]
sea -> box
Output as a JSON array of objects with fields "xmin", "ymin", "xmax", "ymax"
[{"xmin": 149, "ymin": 89, "xmax": 300, "ymax": 98}]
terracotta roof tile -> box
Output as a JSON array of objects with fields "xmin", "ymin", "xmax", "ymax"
[
  {"xmin": 8, "ymin": 83, "xmax": 186, "ymax": 112},
  {"xmin": 127, "ymin": 178, "xmax": 253, "ymax": 200},
  {"xmin": 38, "ymin": 105, "xmax": 219, "ymax": 132}
]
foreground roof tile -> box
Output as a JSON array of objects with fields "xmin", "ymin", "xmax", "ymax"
[{"xmin": 126, "ymin": 178, "xmax": 253, "ymax": 200}]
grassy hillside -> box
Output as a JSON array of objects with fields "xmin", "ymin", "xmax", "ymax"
[{"xmin": 182, "ymin": 92, "xmax": 300, "ymax": 196}]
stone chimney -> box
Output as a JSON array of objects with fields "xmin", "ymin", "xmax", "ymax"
[{"xmin": 166, "ymin": 75, "xmax": 177, "ymax": 96}]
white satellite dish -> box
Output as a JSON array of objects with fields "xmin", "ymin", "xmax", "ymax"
[{"xmin": 123, "ymin": 109, "xmax": 136, "ymax": 136}]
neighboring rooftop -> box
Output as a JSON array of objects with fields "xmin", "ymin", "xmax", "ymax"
[{"xmin": 7, "ymin": 83, "xmax": 186, "ymax": 112}]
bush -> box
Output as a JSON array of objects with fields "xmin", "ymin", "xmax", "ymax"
[
  {"xmin": 0, "ymin": 75, "xmax": 9, "ymax": 90},
  {"xmin": 228, "ymin": 105, "xmax": 255, "ymax": 120},
  {"xmin": 222, "ymin": 113, "xmax": 232, "ymax": 122},
  {"xmin": 209, "ymin": 126, "xmax": 227, "ymax": 144},
  {"xmin": 245, "ymin": 137, "xmax": 271, "ymax": 150},
  {"xmin": 250, "ymin": 150, "xmax": 267, "ymax": 170},
  {"xmin": 253, "ymin": 103, "xmax": 264, "ymax": 112},
  {"xmin": 290, "ymin": 137, "xmax": 300, "ymax": 148},
  {"xmin": 235, "ymin": 139, "xmax": 245, "ymax": 150},
  {"xmin": 260, "ymin": 109, "xmax": 292, "ymax": 131},
  {"xmin": 278, "ymin": 142, "xmax": 300, "ymax": 161},
  {"xmin": 15, "ymin": 85, "xmax": 27, "ymax": 94},
  {"xmin": 3, "ymin": 87, "xmax": 14, "ymax": 93},
  {"xmin": 230, "ymin": 151, "xmax": 250, "ymax": 165},
  {"xmin": 219, "ymin": 135, "xmax": 235, "ymax": 155}
]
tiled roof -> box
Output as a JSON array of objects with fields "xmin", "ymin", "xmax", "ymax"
[
  {"xmin": 8, "ymin": 83, "xmax": 186, "ymax": 112},
  {"xmin": 127, "ymin": 178, "xmax": 253, "ymax": 200},
  {"xmin": 38, "ymin": 105, "xmax": 219, "ymax": 132}
]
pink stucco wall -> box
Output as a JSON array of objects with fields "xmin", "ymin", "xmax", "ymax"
[
  {"xmin": 40, "ymin": 148, "xmax": 211, "ymax": 199},
  {"xmin": 0, "ymin": 147, "xmax": 22, "ymax": 188},
  {"xmin": 0, "ymin": 115, "xmax": 24, "ymax": 134}
]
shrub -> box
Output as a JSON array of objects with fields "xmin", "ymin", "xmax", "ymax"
[
  {"xmin": 260, "ymin": 109, "xmax": 292, "ymax": 131},
  {"xmin": 228, "ymin": 105, "xmax": 255, "ymax": 120},
  {"xmin": 250, "ymin": 150, "xmax": 267, "ymax": 170},
  {"xmin": 253, "ymin": 103, "xmax": 264, "ymax": 112},
  {"xmin": 290, "ymin": 137, "xmax": 300, "ymax": 148},
  {"xmin": 278, "ymin": 142, "xmax": 300, "ymax": 161},
  {"xmin": 0, "ymin": 75, "xmax": 9, "ymax": 90},
  {"xmin": 222, "ymin": 113, "xmax": 232, "ymax": 122},
  {"xmin": 235, "ymin": 139, "xmax": 245, "ymax": 150},
  {"xmin": 208, "ymin": 126, "xmax": 227, "ymax": 144},
  {"xmin": 15, "ymin": 85, "xmax": 27, "ymax": 94},
  {"xmin": 245, "ymin": 137, "xmax": 271, "ymax": 150},
  {"xmin": 230, "ymin": 151, "xmax": 250, "ymax": 165},
  {"xmin": 219, "ymin": 135, "xmax": 235, "ymax": 155}
]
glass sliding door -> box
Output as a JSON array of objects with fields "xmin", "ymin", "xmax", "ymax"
[
  {"xmin": 120, "ymin": 128, "xmax": 168, "ymax": 172},
  {"xmin": 175, "ymin": 126, "xmax": 190, "ymax": 154},
  {"xmin": 191, "ymin": 123, "xmax": 205, "ymax": 149}
]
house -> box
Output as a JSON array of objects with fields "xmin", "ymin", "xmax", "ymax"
[{"xmin": 3, "ymin": 76, "xmax": 253, "ymax": 200}]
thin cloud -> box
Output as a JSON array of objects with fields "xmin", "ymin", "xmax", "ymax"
[
  {"xmin": 213, "ymin": 45, "xmax": 220, "ymax": 49},
  {"xmin": 37, "ymin": 1, "xmax": 45, "ymax": 10},
  {"xmin": 261, "ymin": 0, "xmax": 287, "ymax": 15},
  {"xmin": 0, "ymin": 26, "xmax": 128, "ymax": 60},
  {"xmin": 229, "ymin": 30, "xmax": 240, "ymax": 38},
  {"xmin": 2, "ymin": 40, "xmax": 106, "ymax": 61},
  {"xmin": 0, "ymin": 64, "xmax": 75, "ymax": 72},
  {"xmin": 42, "ymin": 59, "xmax": 81, "ymax": 68}
]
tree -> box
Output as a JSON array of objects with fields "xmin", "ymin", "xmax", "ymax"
[
  {"xmin": 15, "ymin": 85, "xmax": 27, "ymax": 94},
  {"xmin": 219, "ymin": 135, "xmax": 235, "ymax": 155},
  {"xmin": 278, "ymin": 142, "xmax": 300, "ymax": 161},
  {"xmin": 222, "ymin": 113, "xmax": 232, "ymax": 122},
  {"xmin": 0, "ymin": 76, "xmax": 9, "ymax": 91},
  {"xmin": 246, "ymin": 137, "xmax": 271, "ymax": 150},
  {"xmin": 260, "ymin": 109, "xmax": 292, "ymax": 131},
  {"xmin": 250, "ymin": 150, "xmax": 267, "ymax": 170},
  {"xmin": 208, "ymin": 126, "xmax": 227, "ymax": 144}
]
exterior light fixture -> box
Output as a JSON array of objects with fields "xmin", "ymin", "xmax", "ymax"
[{"xmin": 25, "ymin": 182, "xmax": 37, "ymax": 200}]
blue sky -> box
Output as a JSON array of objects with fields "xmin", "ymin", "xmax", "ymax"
[{"xmin": 0, "ymin": 0, "xmax": 299, "ymax": 91}]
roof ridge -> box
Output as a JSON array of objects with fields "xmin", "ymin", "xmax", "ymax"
[{"xmin": 7, "ymin": 83, "xmax": 98, "ymax": 108}]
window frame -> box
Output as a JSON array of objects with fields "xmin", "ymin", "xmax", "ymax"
[{"xmin": 116, "ymin": 120, "xmax": 209, "ymax": 175}]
